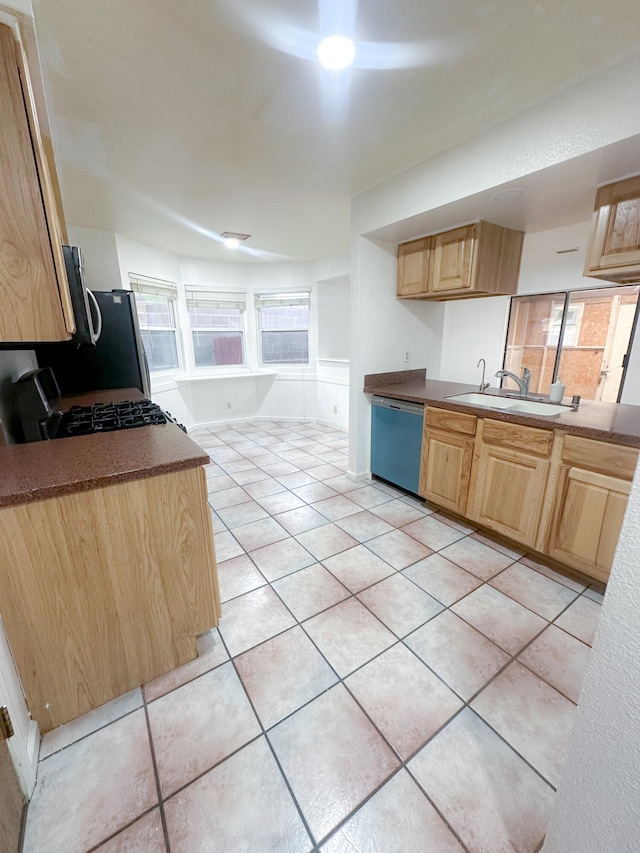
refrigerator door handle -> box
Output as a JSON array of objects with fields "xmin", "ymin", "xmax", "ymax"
[{"xmin": 87, "ymin": 289, "xmax": 103, "ymax": 343}]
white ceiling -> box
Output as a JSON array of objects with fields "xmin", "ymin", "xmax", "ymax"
[{"xmin": 30, "ymin": 0, "xmax": 640, "ymax": 263}]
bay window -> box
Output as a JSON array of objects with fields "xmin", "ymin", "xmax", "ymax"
[
  {"xmin": 185, "ymin": 289, "xmax": 246, "ymax": 367},
  {"xmin": 256, "ymin": 292, "xmax": 310, "ymax": 365},
  {"xmin": 130, "ymin": 276, "xmax": 179, "ymax": 372}
]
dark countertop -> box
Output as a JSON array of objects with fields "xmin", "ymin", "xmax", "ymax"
[
  {"xmin": 364, "ymin": 377, "xmax": 640, "ymax": 448},
  {"xmin": 0, "ymin": 388, "xmax": 209, "ymax": 508}
]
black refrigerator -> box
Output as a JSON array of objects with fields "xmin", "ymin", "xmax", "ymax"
[{"xmin": 35, "ymin": 290, "xmax": 151, "ymax": 397}]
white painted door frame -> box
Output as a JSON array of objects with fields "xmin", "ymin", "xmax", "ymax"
[{"xmin": 0, "ymin": 617, "xmax": 39, "ymax": 797}]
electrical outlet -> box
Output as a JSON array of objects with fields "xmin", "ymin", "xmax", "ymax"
[
  {"xmin": 226, "ymin": 402, "xmax": 231, "ymax": 409},
  {"xmin": 403, "ymin": 350, "xmax": 410, "ymax": 363},
  {"xmin": 333, "ymin": 405, "xmax": 338, "ymax": 414}
]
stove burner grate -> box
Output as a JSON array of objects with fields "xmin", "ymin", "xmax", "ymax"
[{"xmin": 56, "ymin": 400, "xmax": 178, "ymax": 438}]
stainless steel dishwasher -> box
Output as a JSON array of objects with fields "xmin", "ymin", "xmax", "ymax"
[{"xmin": 370, "ymin": 396, "xmax": 424, "ymax": 495}]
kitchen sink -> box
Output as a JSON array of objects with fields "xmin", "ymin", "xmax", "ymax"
[{"xmin": 445, "ymin": 392, "xmax": 569, "ymax": 417}]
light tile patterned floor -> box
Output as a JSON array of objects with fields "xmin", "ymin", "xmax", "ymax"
[{"xmin": 23, "ymin": 418, "xmax": 604, "ymax": 853}]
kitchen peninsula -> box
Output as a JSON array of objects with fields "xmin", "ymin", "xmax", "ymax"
[
  {"xmin": 0, "ymin": 389, "xmax": 220, "ymax": 733},
  {"xmin": 365, "ymin": 371, "xmax": 640, "ymax": 584}
]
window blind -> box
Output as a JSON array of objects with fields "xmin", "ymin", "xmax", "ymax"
[
  {"xmin": 254, "ymin": 292, "xmax": 310, "ymax": 308},
  {"xmin": 129, "ymin": 275, "xmax": 177, "ymax": 299},
  {"xmin": 185, "ymin": 289, "xmax": 246, "ymax": 311}
]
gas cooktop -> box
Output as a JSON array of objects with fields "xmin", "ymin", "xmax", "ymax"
[{"xmin": 55, "ymin": 400, "xmax": 185, "ymax": 438}]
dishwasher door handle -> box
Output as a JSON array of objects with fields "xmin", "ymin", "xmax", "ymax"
[{"xmin": 371, "ymin": 395, "xmax": 425, "ymax": 416}]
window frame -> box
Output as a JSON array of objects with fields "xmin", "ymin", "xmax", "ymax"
[
  {"xmin": 129, "ymin": 275, "xmax": 181, "ymax": 374},
  {"xmin": 184, "ymin": 288, "xmax": 247, "ymax": 370},
  {"xmin": 255, "ymin": 291, "xmax": 311, "ymax": 366},
  {"xmin": 502, "ymin": 283, "xmax": 640, "ymax": 404}
]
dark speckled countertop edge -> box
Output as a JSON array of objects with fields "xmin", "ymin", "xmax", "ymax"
[
  {"xmin": 364, "ymin": 377, "xmax": 640, "ymax": 448},
  {"xmin": 0, "ymin": 389, "xmax": 210, "ymax": 509}
]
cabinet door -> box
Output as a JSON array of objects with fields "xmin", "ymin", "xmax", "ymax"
[
  {"xmin": 429, "ymin": 225, "xmax": 475, "ymax": 293},
  {"xmin": 419, "ymin": 428, "xmax": 474, "ymax": 515},
  {"xmin": 585, "ymin": 176, "xmax": 640, "ymax": 281},
  {"xmin": 0, "ymin": 24, "xmax": 73, "ymax": 342},
  {"xmin": 397, "ymin": 238, "xmax": 429, "ymax": 297},
  {"xmin": 547, "ymin": 467, "xmax": 631, "ymax": 582},
  {"xmin": 469, "ymin": 443, "xmax": 549, "ymax": 547}
]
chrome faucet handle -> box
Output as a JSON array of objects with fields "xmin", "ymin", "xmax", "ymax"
[{"xmin": 477, "ymin": 358, "xmax": 490, "ymax": 393}]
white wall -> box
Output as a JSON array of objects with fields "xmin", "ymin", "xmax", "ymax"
[
  {"xmin": 542, "ymin": 466, "xmax": 640, "ymax": 851},
  {"xmin": 67, "ymin": 225, "xmax": 121, "ymax": 291},
  {"xmin": 316, "ymin": 360, "xmax": 349, "ymax": 430},
  {"xmin": 348, "ymin": 235, "xmax": 445, "ymax": 477},
  {"xmin": 115, "ymin": 234, "xmax": 181, "ymax": 289},
  {"xmin": 318, "ymin": 276, "xmax": 349, "ymax": 360},
  {"xmin": 354, "ymin": 53, "xmax": 640, "ymax": 237}
]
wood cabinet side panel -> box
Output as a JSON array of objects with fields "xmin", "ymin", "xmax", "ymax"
[
  {"xmin": 0, "ymin": 468, "xmax": 217, "ymax": 732},
  {"xmin": 0, "ymin": 25, "xmax": 68, "ymax": 342},
  {"xmin": 13, "ymin": 35, "xmax": 74, "ymax": 335}
]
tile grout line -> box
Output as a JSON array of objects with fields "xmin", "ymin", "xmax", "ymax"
[
  {"xmin": 28, "ymin": 419, "xmax": 597, "ymax": 850},
  {"xmin": 141, "ymin": 700, "xmax": 173, "ymax": 853}
]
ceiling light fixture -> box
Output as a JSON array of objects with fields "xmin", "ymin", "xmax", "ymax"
[
  {"xmin": 221, "ymin": 231, "xmax": 251, "ymax": 249},
  {"xmin": 317, "ymin": 35, "xmax": 355, "ymax": 69}
]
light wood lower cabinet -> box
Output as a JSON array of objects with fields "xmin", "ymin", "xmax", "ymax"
[
  {"xmin": 419, "ymin": 407, "xmax": 476, "ymax": 515},
  {"xmin": 0, "ymin": 466, "xmax": 220, "ymax": 732},
  {"xmin": 545, "ymin": 434, "xmax": 638, "ymax": 582},
  {"xmin": 468, "ymin": 420, "xmax": 551, "ymax": 548},
  {"xmin": 419, "ymin": 408, "xmax": 638, "ymax": 582}
]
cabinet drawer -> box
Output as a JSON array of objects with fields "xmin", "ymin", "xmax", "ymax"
[
  {"xmin": 562, "ymin": 434, "xmax": 639, "ymax": 481},
  {"xmin": 482, "ymin": 418, "xmax": 553, "ymax": 457},
  {"xmin": 425, "ymin": 406, "xmax": 477, "ymax": 435}
]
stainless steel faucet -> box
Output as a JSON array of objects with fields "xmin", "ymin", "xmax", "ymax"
[
  {"xmin": 495, "ymin": 367, "xmax": 531, "ymax": 398},
  {"xmin": 477, "ymin": 359, "xmax": 490, "ymax": 393}
]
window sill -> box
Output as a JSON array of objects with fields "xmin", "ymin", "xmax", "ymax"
[{"xmin": 174, "ymin": 371, "xmax": 279, "ymax": 383}]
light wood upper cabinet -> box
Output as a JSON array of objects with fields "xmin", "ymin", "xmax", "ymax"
[
  {"xmin": 467, "ymin": 419, "xmax": 552, "ymax": 548},
  {"xmin": 584, "ymin": 175, "xmax": 640, "ymax": 282},
  {"xmin": 0, "ymin": 23, "xmax": 74, "ymax": 343},
  {"xmin": 545, "ymin": 434, "xmax": 638, "ymax": 582},
  {"xmin": 419, "ymin": 406, "xmax": 476, "ymax": 515},
  {"xmin": 430, "ymin": 225, "xmax": 476, "ymax": 294},
  {"xmin": 397, "ymin": 237, "xmax": 430, "ymax": 296},
  {"xmin": 396, "ymin": 220, "xmax": 524, "ymax": 301}
]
